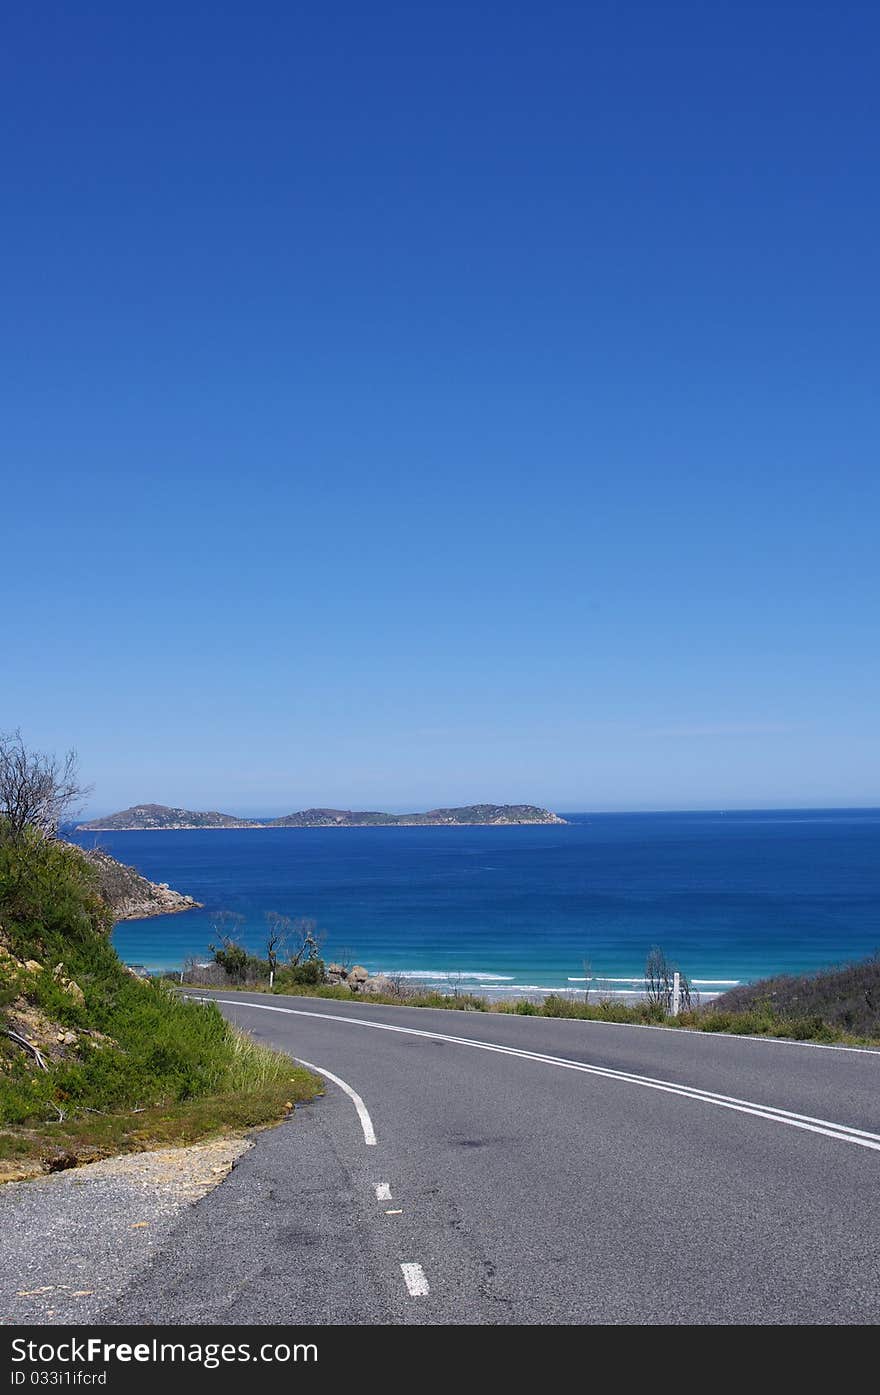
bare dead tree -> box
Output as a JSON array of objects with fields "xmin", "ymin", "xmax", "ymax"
[
  {"xmin": 581, "ymin": 956, "xmax": 593, "ymax": 1005},
  {"xmin": 284, "ymin": 917, "xmax": 324, "ymax": 967},
  {"xmin": 0, "ymin": 730, "xmax": 91, "ymax": 842},
  {"xmin": 209, "ymin": 910, "xmax": 246, "ymax": 943},
  {"xmin": 644, "ymin": 945, "xmax": 674, "ymax": 1011},
  {"xmin": 264, "ymin": 911, "xmax": 293, "ymax": 982},
  {"xmin": 644, "ymin": 946, "xmax": 692, "ymax": 1014}
]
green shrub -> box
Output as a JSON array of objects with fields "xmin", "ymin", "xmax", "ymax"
[
  {"xmin": 0, "ymin": 829, "xmax": 111, "ymax": 960},
  {"xmin": 0, "ymin": 832, "xmax": 300, "ymax": 1127},
  {"xmin": 278, "ymin": 957, "xmax": 325, "ymax": 987},
  {"xmin": 540, "ymin": 993, "xmax": 579, "ymax": 1018},
  {"xmin": 209, "ymin": 940, "xmax": 249, "ymax": 981}
]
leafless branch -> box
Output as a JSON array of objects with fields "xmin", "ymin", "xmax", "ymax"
[
  {"xmin": 284, "ymin": 917, "xmax": 324, "ymax": 967},
  {"xmin": 644, "ymin": 945, "xmax": 674, "ymax": 1011},
  {"xmin": 644, "ymin": 946, "xmax": 692, "ymax": 1013},
  {"xmin": 264, "ymin": 911, "xmax": 293, "ymax": 975},
  {"xmin": 0, "ymin": 730, "xmax": 91, "ymax": 842},
  {"xmin": 5, "ymin": 1029, "xmax": 50, "ymax": 1071}
]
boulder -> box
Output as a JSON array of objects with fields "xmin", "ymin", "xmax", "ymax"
[
  {"xmin": 347, "ymin": 965, "xmax": 369, "ymax": 991},
  {"xmin": 361, "ymin": 975, "xmax": 394, "ymax": 996}
]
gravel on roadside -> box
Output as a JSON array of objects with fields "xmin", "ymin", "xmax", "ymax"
[{"xmin": 0, "ymin": 1137, "xmax": 251, "ymax": 1325}]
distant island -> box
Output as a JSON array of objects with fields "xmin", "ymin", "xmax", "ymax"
[{"xmin": 77, "ymin": 802, "xmax": 567, "ymax": 831}]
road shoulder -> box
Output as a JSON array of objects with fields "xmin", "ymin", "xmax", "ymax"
[
  {"xmin": 0, "ymin": 1137, "xmax": 250, "ymax": 1325},
  {"xmin": 100, "ymin": 1090, "xmax": 397, "ymax": 1325}
]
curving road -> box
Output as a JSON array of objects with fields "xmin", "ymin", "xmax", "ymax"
[{"xmin": 106, "ymin": 992, "xmax": 880, "ymax": 1325}]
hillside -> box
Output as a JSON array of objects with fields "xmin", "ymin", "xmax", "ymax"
[
  {"xmin": 79, "ymin": 802, "xmax": 567, "ymax": 830},
  {"xmin": 711, "ymin": 956, "xmax": 880, "ymax": 1038},
  {"xmin": 269, "ymin": 803, "xmax": 567, "ymax": 827},
  {"xmin": 0, "ymin": 830, "xmax": 317, "ymax": 1180},
  {"xmin": 77, "ymin": 803, "xmax": 256, "ymax": 831},
  {"xmin": 76, "ymin": 846, "xmax": 202, "ymax": 919}
]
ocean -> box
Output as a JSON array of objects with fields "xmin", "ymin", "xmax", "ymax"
[{"xmin": 70, "ymin": 810, "xmax": 880, "ymax": 997}]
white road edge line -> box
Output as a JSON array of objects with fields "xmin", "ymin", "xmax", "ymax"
[
  {"xmin": 375, "ymin": 1183, "xmax": 392, "ymax": 1201},
  {"xmin": 289, "ymin": 1054, "xmax": 377, "ymax": 1146},
  {"xmin": 186, "ymin": 994, "xmax": 379, "ymax": 1146},
  {"xmin": 401, "ymin": 1263, "xmax": 429, "ymax": 1297},
  {"xmin": 180, "ymin": 993, "xmax": 880, "ymax": 1056},
  {"xmin": 196, "ymin": 998, "xmax": 880, "ymax": 1154}
]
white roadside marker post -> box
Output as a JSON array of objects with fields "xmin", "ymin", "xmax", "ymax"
[{"xmin": 672, "ymin": 971, "xmax": 681, "ymax": 1017}]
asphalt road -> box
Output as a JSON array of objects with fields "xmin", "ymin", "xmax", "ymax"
[{"xmin": 106, "ymin": 993, "xmax": 880, "ymax": 1325}]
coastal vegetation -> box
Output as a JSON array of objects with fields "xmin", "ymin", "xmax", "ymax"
[
  {"xmin": 78, "ymin": 845, "xmax": 202, "ymax": 919},
  {"xmin": 708, "ymin": 956, "xmax": 880, "ymax": 1039},
  {"xmin": 77, "ymin": 803, "xmax": 258, "ymax": 831},
  {"xmin": 181, "ymin": 930, "xmax": 880, "ymax": 1047},
  {"xmin": 77, "ymin": 801, "xmax": 566, "ymax": 830},
  {"xmin": 0, "ymin": 733, "xmax": 319, "ymax": 1181}
]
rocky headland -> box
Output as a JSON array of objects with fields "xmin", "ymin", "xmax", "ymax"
[{"xmin": 74, "ymin": 846, "xmax": 202, "ymax": 920}]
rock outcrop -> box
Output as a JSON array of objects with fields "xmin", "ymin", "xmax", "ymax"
[
  {"xmin": 75, "ymin": 847, "xmax": 202, "ymax": 921},
  {"xmin": 0, "ymin": 941, "xmax": 115, "ymax": 1066},
  {"xmin": 325, "ymin": 962, "xmax": 395, "ymax": 995}
]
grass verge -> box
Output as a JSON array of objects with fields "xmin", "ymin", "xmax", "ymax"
[
  {"xmin": 0, "ymin": 832, "xmax": 322, "ymax": 1180},
  {"xmin": 0, "ymin": 1068, "xmax": 319, "ymax": 1182},
  {"xmin": 189, "ymin": 978, "xmax": 880, "ymax": 1048}
]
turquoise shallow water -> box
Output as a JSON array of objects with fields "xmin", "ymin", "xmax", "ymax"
[{"xmin": 70, "ymin": 810, "xmax": 880, "ymax": 994}]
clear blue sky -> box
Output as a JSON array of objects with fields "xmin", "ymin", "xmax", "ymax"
[{"xmin": 3, "ymin": 2, "xmax": 878, "ymax": 815}]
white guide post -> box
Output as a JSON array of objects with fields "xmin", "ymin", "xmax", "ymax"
[
  {"xmin": 672, "ymin": 971, "xmax": 681, "ymax": 1017},
  {"xmin": 269, "ymin": 969, "xmax": 274, "ymax": 988}
]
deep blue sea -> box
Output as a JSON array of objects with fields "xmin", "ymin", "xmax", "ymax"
[{"xmin": 70, "ymin": 810, "xmax": 880, "ymax": 997}]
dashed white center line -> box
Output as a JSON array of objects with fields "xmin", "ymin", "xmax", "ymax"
[
  {"xmin": 375, "ymin": 1182, "xmax": 392, "ymax": 1201},
  {"xmin": 401, "ymin": 1263, "xmax": 430, "ymax": 1297}
]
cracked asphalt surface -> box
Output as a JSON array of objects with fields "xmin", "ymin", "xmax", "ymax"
[{"xmin": 104, "ymin": 994, "xmax": 880, "ymax": 1325}]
